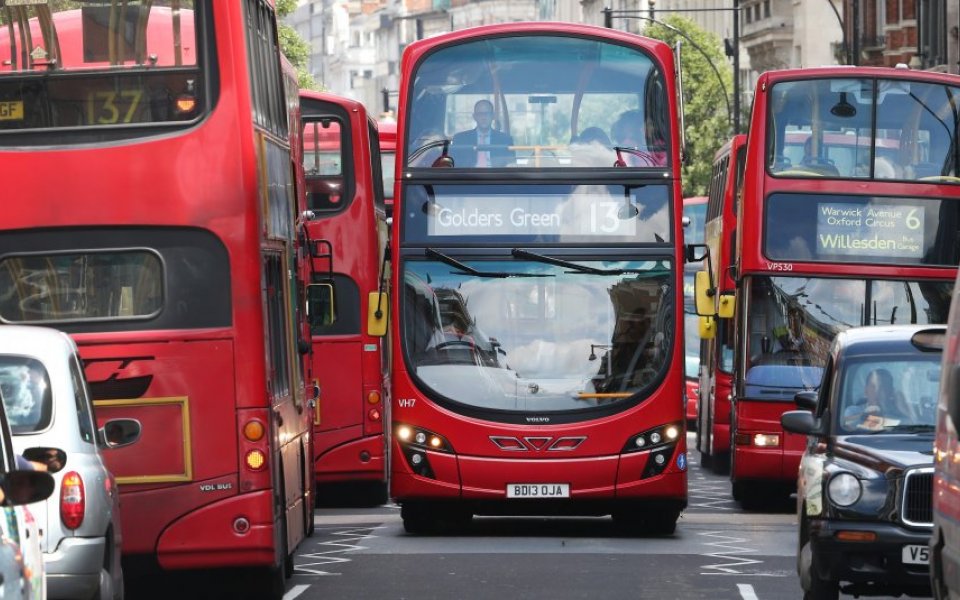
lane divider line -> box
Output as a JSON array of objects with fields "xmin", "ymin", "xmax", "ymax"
[{"xmin": 737, "ymin": 583, "xmax": 759, "ymax": 600}]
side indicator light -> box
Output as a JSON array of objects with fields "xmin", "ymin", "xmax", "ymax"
[
  {"xmin": 835, "ymin": 531, "xmax": 877, "ymax": 542},
  {"xmin": 243, "ymin": 420, "xmax": 265, "ymax": 442},
  {"xmin": 367, "ymin": 391, "xmax": 381, "ymax": 404}
]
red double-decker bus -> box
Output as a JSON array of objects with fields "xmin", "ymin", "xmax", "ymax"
[
  {"xmin": 390, "ymin": 22, "xmax": 688, "ymax": 534},
  {"xmin": 300, "ymin": 91, "xmax": 390, "ymax": 504},
  {"xmin": 694, "ymin": 134, "xmax": 746, "ymax": 472},
  {"xmin": 707, "ymin": 67, "xmax": 960, "ymax": 505},
  {"xmin": 682, "ymin": 196, "xmax": 707, "ymax": 427},
  {"xmin": 378, "ymin": 120, "xmax": 397, "ymax": 218},
  {"xmin": 0, "ymin": 2, "xmax": 313, "ymax": 596}
]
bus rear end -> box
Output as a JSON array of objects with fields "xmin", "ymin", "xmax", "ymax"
[
  {"xmin": 0, "ymin": 2, "xmax": 310, "ymax": 594},
  {"xmin": 300, "ymin": 91, "xmax": 390, "ymax": 503}
]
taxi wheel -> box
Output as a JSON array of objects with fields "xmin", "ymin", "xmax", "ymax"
[{"xmin": 799, "ymin": 539, "xmax": 838, "ymax": 600}]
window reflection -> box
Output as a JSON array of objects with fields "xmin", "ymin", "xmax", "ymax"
[
  {"xmin": 768, "ymin": 78, "xmax": 960, "ymax": 182},
  {"xmin": 744, "ymin": 276, "xmax": 952, "ymax": 398},
  {"xmin": 402, "ymin": 260, "xmax": 673, "ymax": 413}
]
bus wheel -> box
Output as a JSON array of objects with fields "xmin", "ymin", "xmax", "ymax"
[
  {"xmin": 243, "ymin": 564, "xmax": 285, "ymax": 600},
  {"xmin": 401, "ymin": 502, "xmax": 437, "ymax": 534},
  {"xmin": 612, "ymin": 510, "xmax": 678, "ymax": 537}
]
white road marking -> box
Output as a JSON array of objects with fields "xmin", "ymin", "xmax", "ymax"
[
  {"xmin": 283, "ymin": 585, "xmax": 311, "ymax": 600},
  {"xmin": 737, "ymin": 583, "xmax": 759, "ymax": 600},
  {"xmin": 296, "ymin": 525, "xmax": 385, "ymax": 576},
  {"xmin": 700, "ymin": 531, "xmax": 764, "ymax": 575}
]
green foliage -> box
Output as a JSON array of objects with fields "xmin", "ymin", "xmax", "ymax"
[
  {"xmin": 275, "ymin": 0, "xmax": 297, "ymax": 19},
  {"xmin": 278, "ymin": 18, "xmax": 321, "ymax": 91},
  {"xmin": 642, "ymin": 15, "xmax": 734, "ymax": 196}
]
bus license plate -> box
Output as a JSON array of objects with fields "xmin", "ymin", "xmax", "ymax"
[
  {"xmin": 0, "ymin": 101, "xmax": 24, "ymax": 121},
  {"xmin": 506, "ymin": 483, "xmax": 569, "ymax": 498},
  {"xmin": 902, "ymin": 544, "xmax": 929, "ymax": 565}
]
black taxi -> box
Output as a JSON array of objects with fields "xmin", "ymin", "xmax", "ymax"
[{"xmin": 781, "ymin": 325, "xmax": 942, "ymax": 600}]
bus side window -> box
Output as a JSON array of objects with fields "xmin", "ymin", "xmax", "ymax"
[{"xmin": 307, "ymin": 283, "xmax": 336, "ymax": 328}]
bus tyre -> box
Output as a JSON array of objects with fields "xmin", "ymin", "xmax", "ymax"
[
  {"xmin": 401, "ymin": 502, "xmax": 437, "ymax": 535},
  {"xmin": 799, "ymin": 539, "xmax": 838, "ymax": 600},
  {"xmin": 613, "ymin": 510, "xmax": 678, "ymax": 537}
]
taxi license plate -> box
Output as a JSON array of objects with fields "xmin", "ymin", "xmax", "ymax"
[
  {"xmin": 506, "ymin": 483, "xmax": 569, "ymax": 498},
  {"xmin": 0, "ymin": 101, "xmax": 24, "ymax": 121},
  {"xmin": 902, "ymin": 544, "xmax": 930, "ymax": 565}
]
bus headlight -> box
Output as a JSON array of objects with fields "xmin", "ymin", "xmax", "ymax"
[{"xmin": 623, "ymin": 423, "xmax": 683, "ymax": 454}]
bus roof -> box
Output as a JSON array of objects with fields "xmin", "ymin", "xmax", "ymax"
[{"xmin": 758, "ymin": 65, "xmax": 960, "ymax": 87}]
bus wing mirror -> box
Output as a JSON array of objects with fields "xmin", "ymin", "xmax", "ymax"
[
  {"xmin": 717, "ymin": 292, "xmax": 736, "ymax": 319},
  {"xmin": 367, "ymin": 292, "xmax": 388, "ymax": 337},
  {"xmin": 698, "ymin": 316, "xmax": 715, "ymax": 340},
  {"xmin": 307, "ymin": 283, "xmax": 335, "ymax": 328},
  {"xmin": 684, "ymin": 243, "xmax": 708, "ymax": 264},
  {"xmin": 794, "ymin": 390, "xmax": 819, "ymax": 411},
  {"xmin": 694, "ymin": 271, "xmax": 716, "ymax": 317},
  {"xmin": 100, "ymin": 418, "xmax": 142, "ymax": 449}
]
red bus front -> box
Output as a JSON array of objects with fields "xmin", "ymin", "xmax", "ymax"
[
  {"xmin": 0, "ymin": 2, "xmax": 311, "ymax": 593},
  {"xmin": 390, "ymin": 23, "xmax": 687, "ymax": 534},
  {"xmin": 299, "ymin": 92, "xmax": 390, "ymax": 502},
  {"xmin": 731, "ymin": 67, "xmax": 960, "ymax": 504}
]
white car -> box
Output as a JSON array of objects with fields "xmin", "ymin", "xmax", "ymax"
[
  {"xmin": 0, "ymin": 327, "xmax": 139, "ymax": 600},
  {"xmin": 0, "ymin": 392, "xmax": 55, "ymax": 600}
]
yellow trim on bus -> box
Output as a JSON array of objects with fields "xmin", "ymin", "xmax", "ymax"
[{"xmin": 93, "ymin": 396, "xmax": 193, "ymax": 484}]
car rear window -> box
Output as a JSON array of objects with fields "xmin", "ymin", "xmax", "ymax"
[{"xmin": 0, "ymin": 356, "xmax": 52, "ymax": 434}]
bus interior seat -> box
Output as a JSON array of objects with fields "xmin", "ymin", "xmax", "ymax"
[{"xmin": 799, "ymin": 158, "xmax": 840, "ymax": 177}]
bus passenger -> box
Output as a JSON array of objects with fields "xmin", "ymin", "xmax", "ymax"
[
  {"xmin": 611, "ymin": 109, "xmax": 666, "ymax": 166},
  {"xmin": 570, "ymin": 127, "xmax": 614, "ymax": 167},
  {"xmin": 451, "ymin": 100, "xmax": 515, "ymax": 167}
]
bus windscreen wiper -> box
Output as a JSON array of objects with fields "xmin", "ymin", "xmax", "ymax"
[
  {"xmin": 511, "ymin": 248, "xmax": 630, "ymax": 275},
  {"xmin": 425, "ymin": 248, "xmax": 552, "ymax": 278}
]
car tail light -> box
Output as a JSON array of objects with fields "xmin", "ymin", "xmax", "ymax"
[{"xmin": 61, "ymin": 471, "xmax": 85, "ymax": 530}]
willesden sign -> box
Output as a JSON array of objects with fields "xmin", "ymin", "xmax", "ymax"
[{"xmin": 816, "ymin": 201, "xmax": 924, "ymax": 259}]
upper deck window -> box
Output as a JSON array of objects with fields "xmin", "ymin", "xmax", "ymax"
[
  {"xmin": 406, "ymin": 35, "xmax": 670, "ymax": 170},
  {"xmin": 0, "ymin": 1, "xmax": 206, "ymax": 133},
  {"xmin": 767, "ymin": 77, "xmax": 960, "ymax": 183}
]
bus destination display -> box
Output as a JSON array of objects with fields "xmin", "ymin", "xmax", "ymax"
[
  {"xmin": 428, "ymin": 194, "xmax": 639, "ymax": 237},
  {"xmin": 817, "ymin": 201, "xmax": 924, "ymax": 259}
]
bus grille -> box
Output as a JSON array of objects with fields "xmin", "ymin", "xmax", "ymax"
[{"xmin": 901, "ymin": 467, "xmax": 934, "ymax": 527}]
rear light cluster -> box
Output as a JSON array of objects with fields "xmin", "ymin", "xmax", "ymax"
[
  {"xmin": 60, "ymin": 471, "xmax": 85, "ymax": 530},
  {"xmin": 621, "ymin": 423, "xmax": 683, "ymax": 479},
  {"xmin": 367, "ymin": 391, "xmax": 381, "ymax": 423},
  {"xmin": 396, "ymin": 424, "xmax": 453, "ymax": 480},
  {"xmin": 238, "ymin": 409, "xmax": 272, "ymax": 492}
]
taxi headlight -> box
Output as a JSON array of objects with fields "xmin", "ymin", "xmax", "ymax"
[{"xmin": 827, "ymin": 472, "xmax": 862, "ymax": 507}]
